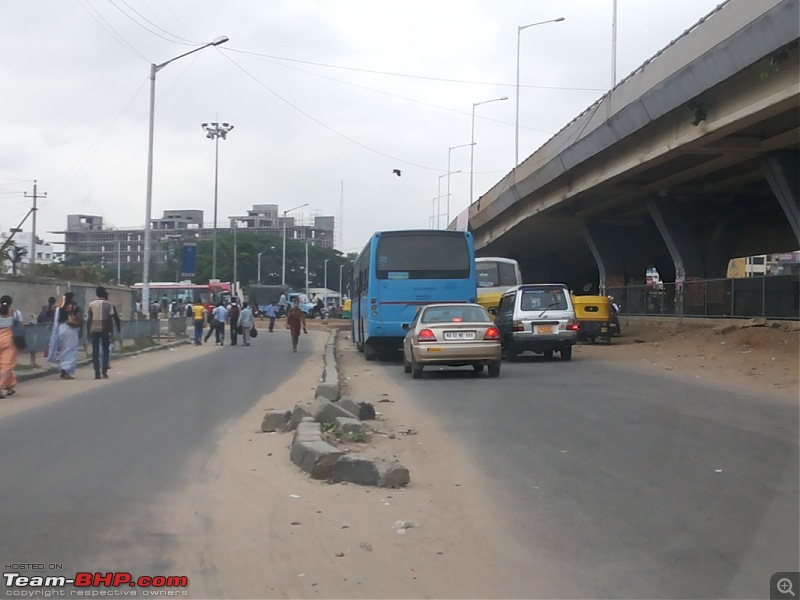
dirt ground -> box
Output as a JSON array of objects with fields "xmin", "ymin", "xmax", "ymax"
[{"xmin": 5, "ymin": 319, "xmax": 797, "ymax": 599}]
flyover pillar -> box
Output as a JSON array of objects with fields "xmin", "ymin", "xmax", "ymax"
[
  {"xmin": 647, "ymin": 197, "xmax": 705, "ymax": 315},
  {"xmin": 582, "ymin": 221, "xmax": 627, "ymax": 295},
  {"xmin": 762, "ymin": 151, "xmax": 800, "ymax": 245}
]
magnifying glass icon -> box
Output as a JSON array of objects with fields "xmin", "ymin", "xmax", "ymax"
[{"xmin": 777, "ymin": 578, "xmax": 796, "ymax": 597}]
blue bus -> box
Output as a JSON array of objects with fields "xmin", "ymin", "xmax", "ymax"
[{"xmin": 351, "ymin": 229, "xmax": 478, "ymax": 360}]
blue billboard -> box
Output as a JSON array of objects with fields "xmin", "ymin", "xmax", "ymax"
[{"xmin": 180, "ymin": 243, "xmax": 197, "ymax": 278}]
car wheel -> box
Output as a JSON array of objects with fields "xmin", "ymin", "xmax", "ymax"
[
  {"xmin": 561, "ymin": 346, "xmax": 573, "ymax": 361},
  {"xmin": 411, "ymin": 354, "xmax": 423, "ymax": 379},
  {"xmin": 364, "ymin": 340, "xmax": 377, "ymax": 362},
  {"xmin": 543, "ymin": 349, "xmax": 554, "ymax": 360},
  {"xmin": 473, "ymin": 363, "xmax": 484, "ymax": 373},
  {"xmin": 487, "ymin": 361, "xmax": 501, "ymax": 378}
]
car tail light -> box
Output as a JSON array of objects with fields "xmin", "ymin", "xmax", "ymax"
[
  {"xmin": 417, "ymin": 328, "xmax": 437, "ymax": 342},
  {"xmin": 512, "ymin": 320, "xmax": 525, "ymax": 332},
  {"xmin": 564, "ymin": 318, "xmax": 579, "ymax": 331},
  {"xmin": 484, "ymin": 326, "xmax": 500, "ymax": 340}
]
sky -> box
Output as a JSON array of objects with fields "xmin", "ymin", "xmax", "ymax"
[{"xmin": 0, "ymin": 0, "xmax": 726, "ymax": 255}]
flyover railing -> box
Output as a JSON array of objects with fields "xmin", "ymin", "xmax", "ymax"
[{"xmin": 607, "ymin": 274, "xmax": 799, "ymax": 320}]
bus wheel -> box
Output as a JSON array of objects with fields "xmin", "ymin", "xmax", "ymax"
[{"xmin": 364, "ymin": 340, "xmax": 378, "ymax": 361}]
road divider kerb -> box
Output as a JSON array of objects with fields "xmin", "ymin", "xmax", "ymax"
[{"xmin": 262, "ymin": 329, "xmax": 410, "ymax": 488}]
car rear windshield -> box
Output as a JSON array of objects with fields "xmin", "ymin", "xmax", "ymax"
[
  {"xmin": 520, "ymin": 287, "xmax": 568, "ymax": 311},
  {"xmin": 477, "ymin": 261, "xmax": 518, "ymax": 287},
  {"xmin": 421, "ymin": 306, "xmax": 490, "ymax": 323},
  {"xmin": 376, "ymin": 233, "xmax": 470, "ymax": 279}
]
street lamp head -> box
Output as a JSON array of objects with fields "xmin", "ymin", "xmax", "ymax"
[
  {"xmin": 499, "ymin": 96, "xmax": 509, "ymax": 101},
  {"xmin": 555, "ymin": 17, "xmax": 566, "ymax": 22},
  {"xmin": 212, "ymin": 35, "xmax": 229, "ymax": 46}
]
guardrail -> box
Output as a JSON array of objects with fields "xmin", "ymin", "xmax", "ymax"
[
  {"xmin": 607, "ymin": 274, "xmax": 799, "ymax": 320},
  {"xmin": 17, "ymin": 317, "xmax": 190, "ymax": 366}
]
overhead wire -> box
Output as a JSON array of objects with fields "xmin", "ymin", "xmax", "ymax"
[
  {"xmin": 77, "ymin": 0, "xmax": 149, "ymax": 62},
  {"xmin": 106, "ymin": 0, "xmax": 199, "ymax": 47}
]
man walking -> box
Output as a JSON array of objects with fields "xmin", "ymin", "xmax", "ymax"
[
  {"xmin": 239, "ymin": 302, "xmax": 254, "ymax": 346},
  {"xmin": 86, "ymin": 286, "xmax": 121, "ymax": 380},
  {"xmin": 191, "ymin": 302, "xmax": 205, "ymax": 345},
  {"xmin": 204, "ymin": 302, "xmax": 228, "ymax": 345},
  {"xmin": 265, "ymin": 301, "xmax": 278, "ymax": 333},
  {"xmin": 228, "ymin": 299, "xmax": 241, "ymax": 346}
]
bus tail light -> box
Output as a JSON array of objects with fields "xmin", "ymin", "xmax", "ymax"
[
  {"xmin": 512, "ymin": 320, "xmax": 525, "ymax": 332},
  {"xmin": 417, "ymin": 329, "xmax": 437, "ymax": 342},
  {"xmin": 484, "ymin": 326, "xmax": 500, "ymax": 340}
]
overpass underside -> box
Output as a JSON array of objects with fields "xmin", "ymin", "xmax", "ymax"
[{"xmin": 473, "ymin": 15, "xmax": 799, "ymax": 293}]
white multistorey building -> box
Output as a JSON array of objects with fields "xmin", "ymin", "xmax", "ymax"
[{"xmin": 2, "ymin": 230, "xmax": 57, "ymax": 272}]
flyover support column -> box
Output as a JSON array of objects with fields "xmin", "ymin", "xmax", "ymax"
[
  {"xmin": 582, "ymin": 221, "xmax": 626, "ymax": 295},
  {"xmin": 647, "ymin": 197, "xmax": 705, "ymax": 316},
  {"xmin": 762, "ymin": 151, "xmax": 800, "ymax": 245}
]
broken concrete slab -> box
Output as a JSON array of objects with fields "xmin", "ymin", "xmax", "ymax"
[
  {"xmin": 713, "ymin": 323, "xmax": 737, "ymax": 335},
  {"xmin": 261, "ymin": 409, "xmax": 292, "ymax": 433},
  {"xmin": 290, "ymin": 439, "xmax": 344, "ymax": 480},
  {"xmin": 338, "ymin": 397, "xmax": 376, "ymax": 420},
  {"xmin": 330, "ymin": 453, "xmax": 410, "ymax": 487},
  {"xmin": 335, "ymin": 416, "xmax": 366, "ymax": 440}
]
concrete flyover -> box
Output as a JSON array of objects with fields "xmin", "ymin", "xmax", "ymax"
[{"xmin": 468, "ymin": 0, "xmax": 799, "ymax": 292}]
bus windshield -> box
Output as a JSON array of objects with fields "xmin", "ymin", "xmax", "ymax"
[{"xmin": 375, "ymin": 232, "xmax": 470, "ymax": 279}]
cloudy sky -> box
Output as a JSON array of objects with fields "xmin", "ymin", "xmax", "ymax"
[{"xmin": 1, "ymin": 0, "xmax": 724, "ymax": 255}]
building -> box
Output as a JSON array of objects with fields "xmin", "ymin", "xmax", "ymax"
[
  {"xmin": 2, "ymin": 230, "xmax": 57, "ymax": 273},
  {"xmin": 54, "ymin": 205, "xmax": 336, "ymax": 274}
]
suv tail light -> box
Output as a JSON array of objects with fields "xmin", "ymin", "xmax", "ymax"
[
  {"xmin": 512, "ymin": 320, "xmax": 525, "ymax": 332},
  {"xmin": 484, "ymin": 326, "xmax": 500, "ymax": 340},
  {"xmin": 417, "ymin": 328, "xmax": 437, "ymax": 342}
]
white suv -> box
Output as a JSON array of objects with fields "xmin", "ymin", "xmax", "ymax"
[{"xmin": 493, "ymin": 284, "xmax": 579, "ymax": 361}]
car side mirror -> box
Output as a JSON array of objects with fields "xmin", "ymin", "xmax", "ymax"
[
  {"xmin": 488, "ymin": 307, "xmax": 497, "ymax": 316},
  {"xmin": 401, "ymin": 323, "xmax": 409, "ymax": 330}
]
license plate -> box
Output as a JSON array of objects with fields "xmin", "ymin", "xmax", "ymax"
[
  {"xmin": 536, "ymin": 325, "xmax": 554, "ymax": 335},
  {"xmin": 600, "ymin": 327, "xmax": 608, "ymax": 332},
  {"xmin": 444, "ymin": 331, "xmax": 476, "ymax": 340}
]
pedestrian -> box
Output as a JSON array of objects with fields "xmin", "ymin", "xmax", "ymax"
[
  {"xmin": 238, "ymin": 302, "xmax": 254, "ymax": 346},
  {"xmin": 87, "ymin": 286, "xmax": 121, "ymax": 380},
  {"xmin": 161, "ymin": 295, "xmax": 169, "ymax": 318},
  {"xmin": 47, "ymin": 292, "xmax": 82, "ymax": 380},
  {"xmin": 0, "ymin": 295, "xmax": 23, "ymax": 398},
  {"xmin": 228, "ymin": 299, "xmax": 241, "ymax": 346},
  {"xmin": 204, "ymin": 302, "xmax": 228, "ymax": 345},
  {"xmin": 38, "ymin": 296, "xmax": 57, "ymax": 358},
  {"xmin": 191, "ymin": 302, "xmax": 206, "ymax": 345},
  {"xmin": 278, "ymin": 293, "xmax": 287, "ymax": 318},
  {"xmin": 285, "ymin": 296, "xmax": 307, "ymax": 352},
  {"xmin": 265, "ymin": 301, "xmax": 278, "ymax": 333},
  {"xmin": 37, "ymin": 296, "xmax": 57, "ymax": 324}
]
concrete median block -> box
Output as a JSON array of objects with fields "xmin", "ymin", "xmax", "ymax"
[
  {"xmin": 261, "ymin": 409, "xmax": 292, "ymax": 433},
  {"xmin": 315, "ymin": 381, "xmax": 339, "ymax": 402},
  {"xmin": 335, "ymin": 417, "xmax": 365, "ymax": 440},
  {"xmin": 338, "ymin": 398, "xmax": 377, "ymax": 421},
  {"xmin": 291, "ymin": 439, "xmax": 344, "ymax": 480},
  {"xmin": 330, "ymin": 453, "xmax": 410, "ymax": 487},
  {"xmin": 310, "ymin": 396, "xmax": 358, "ymax": 423},
  {"xmin": 288, "ymin": 402, "xmax": 315, "ymax": 430}
]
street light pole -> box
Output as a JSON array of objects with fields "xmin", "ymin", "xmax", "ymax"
[
  {"xmin": 448, "ymin": 143, "xmax": 474, "ymax": 226},
  {"xmin": 257, "ymin": 251, "xmax": 264, "ymax": 283},
  {"xmin": 470, "ymin": 96, "xmax": 508, "ymax": 207},
  {"xmin": 515, "ymin": 17, "xmax": 565, "ymax": 175},
  {"xmin": 142, "ymin": 35, "xmax": 229, "ymax": 314},
  {"xmin": 339, "ymin": 263, "xmax": 344, "ymax": 297},
  {"xmin": 201, "ymin": 121, "xmax": 234, "ymax": 280},
  {"xmin": 282, "ymin": 202, "xmax": 309, "ymax": 286},
  {"xmin": 323, "ymin": 258, "xmax": 329, "ymax": 312},
  {"xmin": 232, "ymin": 220, "xmax": 238, "ymax": 284}
]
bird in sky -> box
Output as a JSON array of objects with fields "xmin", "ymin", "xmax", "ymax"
[{"xmin": 393, "ymin": 169, "xmax": 402, "ymax": 177}]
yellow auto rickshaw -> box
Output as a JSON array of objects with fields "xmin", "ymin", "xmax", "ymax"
[
  {"xmin": 342, "ymin": 298, "xmax": 352, "ymax": 319},
  {"xmin": 571, "ymin": 295, "xmax": 614, "ymax": 344}
]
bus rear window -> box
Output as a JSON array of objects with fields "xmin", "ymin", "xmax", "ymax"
[{"xmin": 376, "ymin": 234, "xmax": 470, "ymax": 279}]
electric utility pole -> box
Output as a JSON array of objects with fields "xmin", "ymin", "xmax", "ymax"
[{"xmin": 24, "ymin": 180, "xmax": 47, "ymax": 268}]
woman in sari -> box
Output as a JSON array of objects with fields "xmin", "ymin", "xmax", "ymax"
[
  {"xmin": 0, "ymin": 295, "xmax": 22, "ymax": 398},
  {"xmin": 48, "ymin": 292, "xmax": 82, "ymax": 379}
]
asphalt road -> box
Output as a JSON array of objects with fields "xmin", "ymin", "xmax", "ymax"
[
  {"xmin": 380, "ymin": 353, "xmax": 799, "ymax": 599},
  {"xmin": 0, "ymin": 331, "xmax": 303, "ymax": 584}
]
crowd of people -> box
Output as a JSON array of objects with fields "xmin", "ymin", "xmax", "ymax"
[{"xmin": 0, "ymin": 290, "xmax": 314, "ymax": 400}]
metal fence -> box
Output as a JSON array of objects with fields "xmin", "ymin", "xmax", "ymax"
[
  {"xmin": 17, "ymin": 317, "xmax": 178, "ymax": 365},
  {"xmin": 607, "ymin": 274, "xmax": 800, "ymax": 320}
]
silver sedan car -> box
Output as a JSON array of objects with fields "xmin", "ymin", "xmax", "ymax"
[{"xmin": 402, "ymin": 303, "xmax": 502, "ymax": 379}]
